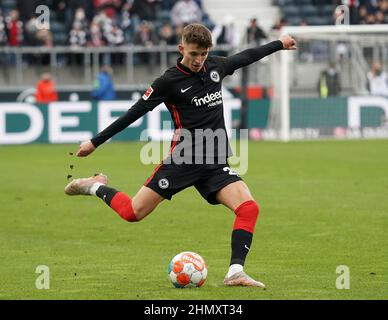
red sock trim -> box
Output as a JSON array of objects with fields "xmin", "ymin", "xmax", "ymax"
[
  {"xmin": 233, "ymin": 200, "xmax": 260, "ymax": 233},
  {"xmin": 110, "ymin": 192, "xmax": 138, "ymax": 222}
]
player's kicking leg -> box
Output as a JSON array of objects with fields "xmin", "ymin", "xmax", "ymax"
[
  {"xmin": 64, "ymin": 174, "xmax": 164, "ymax": 221},
  {"xmin": 216, "ymin": 181, "xmax": 266, "ymax": 288}
]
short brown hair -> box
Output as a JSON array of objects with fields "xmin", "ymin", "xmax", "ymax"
[{"xmin": 182, "ymin": 24, "xmax": 213, "ymax": 48}]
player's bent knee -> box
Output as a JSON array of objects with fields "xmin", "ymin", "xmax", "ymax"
[
  {"xmin": 233, "ymin": 200, "xmax": 260, "ymax": 234},
  {"xmin": 131, "ymin": 201, "xmax": 154, "ymax": 222}
]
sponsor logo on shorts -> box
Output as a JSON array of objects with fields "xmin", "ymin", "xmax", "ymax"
[{"xmin": 158, "ymin": 178, "xmax": 169, "ymax": 189}]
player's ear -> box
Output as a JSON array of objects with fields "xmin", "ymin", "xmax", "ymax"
[{"xmin": 178, "ymin": 43, "xmax": 184, "ymax": 55}]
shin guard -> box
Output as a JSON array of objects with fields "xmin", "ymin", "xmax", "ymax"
[{"xmin": 233, "ymin": 200, "xmax": 259, "ymax": 233}]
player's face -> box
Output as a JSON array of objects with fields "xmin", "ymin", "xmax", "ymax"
[{"xmin": 179, "ymin": 42, "xmax": 210, "ymax": 73}]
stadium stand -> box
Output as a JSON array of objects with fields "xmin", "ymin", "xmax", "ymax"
[
  {"xmin": 0, "ymin": 0, "xmax": 386, "ymax": 91},
  {"xmin": 275, "ymin": 0, "xmax": 388, "ymax": 26},
  {"xmin": 203, "ymin": 0, "xmax": 280, "ymax": 43}
]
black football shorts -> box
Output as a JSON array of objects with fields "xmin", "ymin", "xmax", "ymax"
[{"xmin": 144, "ymin": 161, "xmax": 242, "ymax": 205}]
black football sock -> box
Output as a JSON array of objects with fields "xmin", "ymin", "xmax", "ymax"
[
  {"xmin": 230, "ymin": 229, "xmax": 253, "ymax": 266},
  {"xmin": 95, "ymin": 185, "xmax": 118, "ymax": 206}
]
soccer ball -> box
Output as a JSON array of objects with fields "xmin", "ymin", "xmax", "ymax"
[{"xmin": 168, "ymin": 251, "xmax": 207, "ymax": 288}]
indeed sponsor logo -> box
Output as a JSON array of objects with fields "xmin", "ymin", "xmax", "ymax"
[{"xmin": 191, "ymin": 90, "xmax": 222, "ymax": 107}]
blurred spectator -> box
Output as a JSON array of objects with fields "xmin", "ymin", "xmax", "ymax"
[
  {"xmin": 364, "ymin": 0, "xmax": 379, "ymax": 13},
  {"xmin": 6, "ymin": 10, "xmax": 23, "ymax": 46},
  {"xmin": 132, "ymin": 0, "xmax": 158, "ymax": 21},
  {"xmin": 93, "ymin": 10, "xmax": 114, "ymax": 35},
  {"xmin": 174, "ymin": 24, "xmax": 185, "ymax": 44},
  {"xmin": 133, "ymin": 20, "xmax": 158, "ymax": 47},
  {"xmin": 89, "ymin": 21, "xmax": 105, "ymax": 47},
  {"xmin": 69, "ymin": 25, "xmax": 88, "ymax": 47},
  {"xmin": 159, "ymin": 22, "xmax": 176, "ymax": 64},
  {"xmin": 56, "ymin": 0, "xmax": 94, "ymax": 25},
  {"xmin": 71, "ymin": 8, "xmax": 89, "ymax": 31},
  {"xmin": 358, "ymin": 5, "xmax": 368, "ymax": 22},
  {"xmin": 318, "ymin": 63, "xmax": 341, "ymax": 98},
  {"xmin": 379, "ymin": 0, "xmax": 388, "ymax": 14},
  {"xmin": 212, "ymin": 15, "xmax": 240, "ymax": 52},
  {"xmin": 171, "ymin": 0, "xmax": 202, "ymax": 26},
  {"xmin": 105, "ymin": 24, "xmax": 124, "ymax": 46},
  {"xmin": 364, "ymin": 12, "xmax": 377, "ymax": 23},
  {"xmin": 246, "ymin": 18, "xmax": 267, "ymax": 46},
  {"xmin": 53, "ymin": 0, "xmax": 70, "ymax": 26},
  {"xmin": 367, "ymin": 62, "xmax": 388, "ymax": 97},
  {"xmin": 133, "ymin": 20, "xmax": 158, "ymax": 68},
  {"xmin": 272, "ymin": 17, "xmax": 288, "ymax": 30},
  {"xmin": 91, "ymin": 12, "xmax": 118, "ymax": 64},
  {"xmin": 0, "ymin": 9, "xmax": 8, "ymax": 45},
  {"xmin": 93, "ymin": 0, "xmax": 122, "ymax": 19},
  {"xmin": 91, "ymin": 65, "xmax": 116, "ymax": 100},
  {"xmin": 105, "ymin": 24, "xmax": 125, "ymax": 64},
  {"xmin": 35, "ymin": 72, "xmax": 59, "ymax": 103},
  {"xmin": 375, "ymin": 10, "xmax": 385, "ymax": 23},
  {"xmin": 159, "ymin": 22, "xmax": 175, "ymax": 45},
  {"xmin": 36, "ymin": 28, "xmax": 53, "ymax": 48},
  {"xmin": 120, "ymin": 0, "xmax": 136, "ymax": 43}
]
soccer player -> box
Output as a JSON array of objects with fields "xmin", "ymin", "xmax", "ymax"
[{"xmin": 65, "ymin": 24, "xmax": 296, "ymax": 287}]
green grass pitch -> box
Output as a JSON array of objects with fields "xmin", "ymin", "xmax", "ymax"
[{"xmin": 0, "ymin": 140, "xmax": 387, "ymax": 299}]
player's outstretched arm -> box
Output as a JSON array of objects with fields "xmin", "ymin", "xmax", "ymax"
[
  {"xmin": 222, "ymin": 35, "xmax": 297, "ymax": 74},
  {"xmin": 75, "ymin": 76, "xmax": 168, "ymax": 157},
  {"xmin": 75, "ymin": 102, "xmax": 149, "ymax": 157}
]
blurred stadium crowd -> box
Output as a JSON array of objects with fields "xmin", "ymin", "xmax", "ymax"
[
  {"xmin": 0, "ymin": 0, "xmax": 213, "ymax": 48},
  {"xmin": 0, "ymin": 0, "xmax": 387, "ymax": 50}
]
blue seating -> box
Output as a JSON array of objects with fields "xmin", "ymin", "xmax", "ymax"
[
  {"xmin": 320, "ymin": 5, "xmax": 336, "ymax": 17},
  {"xmin": 300, "ymin": 5, "xmax": 319, "ymax": 17},
  {"xmin": 1, "ymin": 0, "xmax": 16, "ymax": 13},
  {"xmin": 287, "ymin": 16, "xmax": 303, "ymax": 26},
  {"xmin": 282, "ymin": 5, "xmax": 300, "ymax": 17},
  {"xmin": 306, "ymin": 16, "xmax": 332, "ymax": 26},
  {"xmin": 279, "ymin": 0, "xmax": 338, "ymax": 26},
  {"xmin": 277, "ymin": 0, "xmax": 295, "ymax": 5}
]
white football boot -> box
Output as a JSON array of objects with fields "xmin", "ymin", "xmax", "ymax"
[
  {"xmin": 224, "ymin": 271, "xmax": 266, "ymax": 288},
  {"xmin": 64, "ymin": 174, "xmax": 108, "ymax": 196}
]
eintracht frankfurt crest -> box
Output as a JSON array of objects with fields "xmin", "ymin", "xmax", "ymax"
[{"xmin": 210, "ymin": 70, "xmax": 220, "ymax": 83}]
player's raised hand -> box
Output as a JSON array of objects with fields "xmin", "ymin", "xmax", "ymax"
[
  {"xmin": 76, "ymin": 140, "xmax": 96, "ymax": 157},
  {"xmin": 279, "ymin": 35, "xmax": 297, "ymax": 50}
]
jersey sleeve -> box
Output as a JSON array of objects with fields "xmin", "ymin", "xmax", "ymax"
[
  {"xmin": 215, "ymin": 40, "xmax": 284, "ymax": 76},
  {"xmin": 137, "ymin": 75, "xmax": 169, "ymax": 111},
  {"xmin": 90, "ymin": 76, "xmax": 169, "ymax": 147}
]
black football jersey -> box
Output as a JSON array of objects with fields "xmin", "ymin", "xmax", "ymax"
[
  {"xmin": 140, "ymin": 56, "xmax": 234, "ymax": 163},
  {"xmin": 91, "ymin": 40, "xmax": 284, "ymax": 164}
]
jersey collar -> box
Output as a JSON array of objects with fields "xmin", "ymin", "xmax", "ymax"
[{"xmin": 176, "ymin": 58, "xmax": 207, "ymax": 76}]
